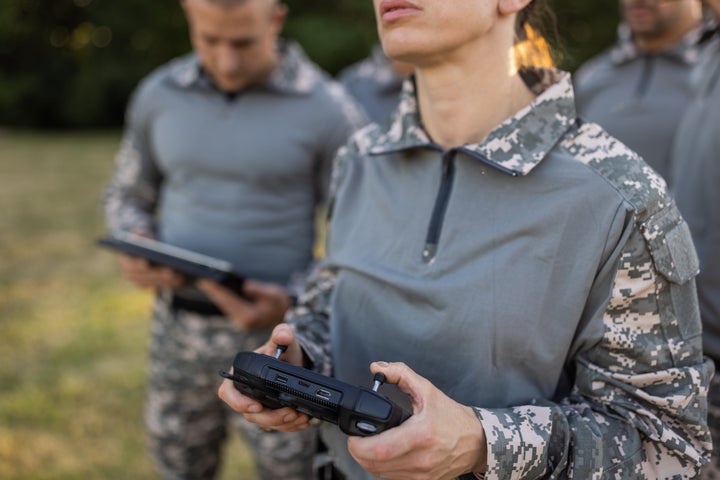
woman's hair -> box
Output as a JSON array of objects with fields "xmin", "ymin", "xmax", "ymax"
[{"xmin": 513, "ymin": 0, "xmax": 561, "ymax": 69}]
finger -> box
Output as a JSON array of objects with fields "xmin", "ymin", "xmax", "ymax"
[
  {"xmin": 244, "ymin": 408, "xmax": 311, "ymax": 431},
  {"xmin": 218, "ymin": 379, "xmax": 310, "ymax": 431},
  {"xmin": 242, "ymin": 280, "xmax": 291, "ymax": 313},
  {"xmin": 198, "ymin": 279, "xmax": 255, "ymax": 323},
  {"xmin": 119, "ymin": 254, "xmax": 149, "ymax": 274},
  {"xmin": 370, "ymin": 361, "xmax": 432, "ymax": 410},
  {"xmin": 217, "ymin": 378, "xmax": 265, "ymax": 414},
  {"xmin": 201, "ymin": 280, "xmax": 251, "ymax": 310},
  {"xmin": 267, "ymin": 324, "xmax": 305, "ymax": 365},
  {"xmin": 156, "ymin": 266, "xmax": 184, "ymax": 287},
  {"xmin": 241, "ymin": 279, "xmax": 265, "ymax": 299}
]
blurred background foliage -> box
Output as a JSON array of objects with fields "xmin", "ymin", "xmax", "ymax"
[{"xmin": 0, "ymin": 0, "xmax": 619, "ymax": 129}]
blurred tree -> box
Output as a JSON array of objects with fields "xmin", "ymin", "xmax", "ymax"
[
  {"xmin": 0, "ymin": 0, "xmax": 188, "ymax": 128},
  {"xmin": 0, "ymin": 0, "xmax": 620, "ymax": 129},
  {"xmin": 555, "ymin": 0, "xmax": 620, "ymax": 71}
]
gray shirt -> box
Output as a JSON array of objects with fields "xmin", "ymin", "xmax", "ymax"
[
  {"xmin": 670, "ymin": 34, "xmax": 720, "ymax": 360},
  {"xmin": 574, "ymin": 22, "xmax": 714, "ymax": 182},
  {"xmin": 337, "ymin": 45, "xmax": 405, "ymax": 126},
  {"xmin": 289, "ymin": 70, "xmax": 711, "ymax": 479},
  {"xmin": 104, "ymin": 41, "xmax": 365, "ymax": 286}
]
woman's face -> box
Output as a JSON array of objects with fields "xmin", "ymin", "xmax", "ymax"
[{"xmin": 373, "ymin": 0, "xmax": 500, "ymax": 66}]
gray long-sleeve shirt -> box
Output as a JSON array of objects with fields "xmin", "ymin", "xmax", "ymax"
[
  {"xmin": 104, "ymin": 41, "xmax": 365, "ymax": 286},
  {"xmin": 337, "ymin": 45, "xmax": 405, "ymax": 125},
  {"xmin": 288, "ymin": 69, "xmax": 712, "ymax": 479},
  {"xmin": 670, "ymin": 33, "xmax": 720, "ymax": 361},
  {"xmin": 574, "ymin": 22, "xmax": 714, "ymax": 182}
]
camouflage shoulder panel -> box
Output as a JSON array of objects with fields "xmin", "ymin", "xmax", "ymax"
[
  {"xmin": 326, "ymin": 122, "xmax": 384, "ymax": 218},
  {"xmin": 559, "ymin": 120, "xmax": 670, "ymax": 222},
  {"xmin": 351, "ymin": 122, "xmax": 386, "ymax": 155}
]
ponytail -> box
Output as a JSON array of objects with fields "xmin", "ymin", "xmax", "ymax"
[{"xmin": 513, "ymin": 0, "xmax": 561, "ymax": 69}]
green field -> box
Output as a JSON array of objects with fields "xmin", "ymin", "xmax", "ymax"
[{"xmin": 0, "ymin": 131, "xmax": 256, "ymax": 479}]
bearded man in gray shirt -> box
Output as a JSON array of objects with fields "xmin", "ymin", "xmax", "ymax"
[
  {"xmin": 574, "ymin": 0, "xmax": 714, "ymax": 182},
  {"xmin": 103, "ymin": 0, "xmax": 364, "ymax": 478}
]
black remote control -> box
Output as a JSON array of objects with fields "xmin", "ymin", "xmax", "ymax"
[{"xmin": 220, "ymin": 349, "xmax": 410, "ymax": 436}]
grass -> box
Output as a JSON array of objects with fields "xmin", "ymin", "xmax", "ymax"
[{"xmin": 0, "ymin": 130, "xmax": 256, "ymax": 479}]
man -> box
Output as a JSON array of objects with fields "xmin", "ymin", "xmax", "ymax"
[
  {"xmin": 337, "ymin": 45, "xmax": 413, "ymax": 125},
  {"xmin": 669, "ymin": 1, "xmax": 720, "ymax": 477},
  {"xmin": 574, "ymin": 0, "xmax": 714, "ymax": 181},
  {"xmin": 103, "ymin": 0, "xmax": 364, "ymax": 478}
]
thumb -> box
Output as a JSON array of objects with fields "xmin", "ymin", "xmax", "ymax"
[
  {"xmin": 369, "ymin": 361, "xmax": 429, "ymax": 411},
  {"xmin": 241, "ymin": 279, "xmax": 264, "ymax": 299},
  {"xmin": 267, "ymin": 324, "xmax": 304, "ymax": 367}
]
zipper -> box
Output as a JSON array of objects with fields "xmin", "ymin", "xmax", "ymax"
[
  {"xmin": 422, "ymin": 150, "xmax": 457, "ymax": 263},
  {"xmin": 635, "ymin": 55, "xmax": 655, "ymax": 99}
]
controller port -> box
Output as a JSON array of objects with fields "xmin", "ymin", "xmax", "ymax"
[
  {"xmin": 315, "ymin": 389, "xmax": 332, "ymax": 399},
  {"xmin": 274, "ymin": 374, "xmax": 288, "ymax": 384}
]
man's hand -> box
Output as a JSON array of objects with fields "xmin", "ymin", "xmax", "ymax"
[
  {"xmin": 217, "ymin": 323, "xmax": 310, "ymax": 431},
  {"xmin": 198, "ymin": 279, "xmax": 292, "ymax": 330},
  {"xmin": 118, "ymin": 253, "xmax": 185, "ymax": 289},
  {"xmin": 347, "ymin": 362, "xmax": 488, "ymax": 480}
]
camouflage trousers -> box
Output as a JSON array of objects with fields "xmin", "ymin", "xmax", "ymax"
[
  {"xmin": 702, "ymin": 370, "xmax": 720, "ymax": 479},
  {"xmin": 145, "ymin": 295, "xmax": 318, "ymax": 480}
]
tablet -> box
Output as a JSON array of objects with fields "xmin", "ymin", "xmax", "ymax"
[{"xmin": 97, "ymin": 232, "xmax": 245, "ymax": 293}]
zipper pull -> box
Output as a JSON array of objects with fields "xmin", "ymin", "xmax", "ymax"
[{"xmin": 422, "ymin": 243, "xmax": 438, "ymax": 263}]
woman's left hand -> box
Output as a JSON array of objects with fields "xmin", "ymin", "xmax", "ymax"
[{"xmin": 348, "ymin": 362, "xmax": 487, "ymax": 480}]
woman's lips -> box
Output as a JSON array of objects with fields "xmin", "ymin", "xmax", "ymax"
[{"xmin": 379, "ymin": 0, "xmax": 421, "ymax": 23}]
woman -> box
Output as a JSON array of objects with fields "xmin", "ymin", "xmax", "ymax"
[{"xmin": 209, "ymin": 0, "xmax": 712, "ymax": 477}]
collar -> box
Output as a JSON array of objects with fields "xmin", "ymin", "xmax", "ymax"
[
  {"xmin": 368, "ymin": 68, "xmax": 576, "ymax": 177},
  {"xmin": 169, "ymin": 39, "xmax": 320, "ymax": 95},
  {"xmin": 611, "ymin": 16, "xmax": 718, "ymax": 65}
]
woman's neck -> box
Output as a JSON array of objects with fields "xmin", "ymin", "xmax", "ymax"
[{"xmin": 415, "ymin": 51, "xmax": 537, "ymax": 150}]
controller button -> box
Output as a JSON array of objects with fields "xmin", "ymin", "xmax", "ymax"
[{"xmin": 355, "ymin": 421, "xmax": 378, "ymax": 434}]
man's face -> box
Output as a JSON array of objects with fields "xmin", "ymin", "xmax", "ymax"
[
  {"xmin": 183, "ymin": 0, "xmax": 285, "ymax": 93},
  {"xmin": 620, "ymin": 0, "xmax": 697, "ymax": 39}
]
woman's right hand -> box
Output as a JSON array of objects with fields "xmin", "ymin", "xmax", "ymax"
[{"xmin": 217, "ymin": 323, "xmax": 312, "ymax": 432}]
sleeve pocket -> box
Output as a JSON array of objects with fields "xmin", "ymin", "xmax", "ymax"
[
  {"xmin": 642, "ymin": 209, "xmax": 700, "ymax": 285},
  {"xmin": 642, "ymin": 206, "xmax": 701, "ymax": 340}
]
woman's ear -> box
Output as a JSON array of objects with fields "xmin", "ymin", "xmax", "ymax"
[{"xmin": 498, "ymin": 0, "xmax": 534, "ymax": 16}]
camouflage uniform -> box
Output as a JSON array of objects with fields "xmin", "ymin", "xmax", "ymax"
[
  {"xmin": 669, "ymin": 30, "xmax": 720, "ymax": 479},
  {"xmin": 104, "ymin": 40, "xmax": 364, "ymax": 480},
  {"xmin": 145, "ymin": 294, "xmax": 318, "ymax": 480},
  {"xmin": 287, "ymin": 69, "xmax": 713, "ymax": 479}
]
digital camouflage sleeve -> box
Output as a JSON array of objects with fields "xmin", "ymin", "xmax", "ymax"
[
  {"xmin": 103, "ymin": 76, "xmax": 163, "ymax": 235},
  {"xmin": 473, "ymin": 189, "xmax": 714, "ymax": 479}
]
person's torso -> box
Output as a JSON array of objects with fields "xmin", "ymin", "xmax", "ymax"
[
  {"xmin": 325, "ymin": 135, "xmax": 630, "ymax": 410},
  {"xmin": 575, "ymin": 53, "xmax": 695, "ymax": 181},
  {"xmin": 670, "ymin": 39, "xmax": 720, "ymax": 358},
  {"xmin": 138, "ymin": 48, "xmax": 353, "ymax": 284}
]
